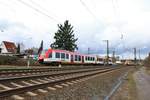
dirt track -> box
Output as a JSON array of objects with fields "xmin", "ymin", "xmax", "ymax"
[{"xmin": 133, "ymin": 67, "xmax": 150, "ymax": 100}]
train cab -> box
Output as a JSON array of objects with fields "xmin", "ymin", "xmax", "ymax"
[{"xmin": 43, "ymin": 49, "xmax": 71, "ymax": 64}]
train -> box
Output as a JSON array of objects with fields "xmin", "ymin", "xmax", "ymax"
[{"xmin": 38, "ymin": 48, "xmax": 112, "ymax": 65}]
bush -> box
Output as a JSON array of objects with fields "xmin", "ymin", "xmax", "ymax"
[
  {"xmin": 143, "ymin": 56, "xmax": 150, "ymax": 67},
  {"xmin": 0, "ymin": 55, "xmax": 18, "ymax": 65},
  {"xmin": 0, "ymin": 55, "xmax": 40, "ymax": 66}
]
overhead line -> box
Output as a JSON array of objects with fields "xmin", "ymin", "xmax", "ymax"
[
  {"xmin": 79, "ymin": 0, "xmax": 101, "ymax": 23},
  {"xmin": 29, "ymin": 0, "xmax": 58, "ymax": 19},
  {"xmin": 16, "ymin": 0, "xmax": 60, "ymax": 23}
]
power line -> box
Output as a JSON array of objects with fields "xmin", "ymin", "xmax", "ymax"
[
  {"xmin": 79, "ymin": 0, "xmax": 101, "ymax": 23},
  {"xmin": 16, "ymin": 0, "xmax": 60, "ymax": 23},
  {"xmin": 29, "ymin": 0, "xmax": 59, "ymax": 19}
]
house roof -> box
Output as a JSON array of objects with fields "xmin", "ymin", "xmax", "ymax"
[{"xmin": 3, "ymin": 41, "xmax": 17, "ymax": 53}]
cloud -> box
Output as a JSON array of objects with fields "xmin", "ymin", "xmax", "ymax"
[{"xmin": 0, "ymin": 0, "xmax": 150, "ymax": 59}]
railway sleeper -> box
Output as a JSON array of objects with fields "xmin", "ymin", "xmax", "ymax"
[
  {"xmin": 54, "ymin": 85, "xmax": 63, "ymax": 89},
  {"xmin": 11, "ymin": 95, "xmax": 24, "ymax": 100},
  {"xmin": 26, "ymin": 91, "xmax": 37, "ymax": 97},
  {"xmin": 37, "ymin": 89, "xmax": 48, "ymax": 93}
]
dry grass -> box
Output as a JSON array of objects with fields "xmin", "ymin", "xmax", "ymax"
[
  {"xmin": 111, "ymin": 67, "xmax": 138, "ymax": 100},
  {"xmin": 127, "ymin": 71, "xmax": 138, "ymax": 100},
  {"xmin": 145, "ymin": 67, "xmax": 150, "ymax": 75}
]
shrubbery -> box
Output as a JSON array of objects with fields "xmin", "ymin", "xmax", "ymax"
[
  {"xmin": 143, "ymin": 54, "xmax": 150, "ymax": 67},
  {"xmin": 0, "ymin": 55, "xmax": 18, "ymax": 65},
  {"xmin": 0, "ymin": 55, "xmax": 40, "ymax": 66}
]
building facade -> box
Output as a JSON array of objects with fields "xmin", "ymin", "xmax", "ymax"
[{"xmin": 0, "ymin": 41, "xmax": 17, "ymax": 54}]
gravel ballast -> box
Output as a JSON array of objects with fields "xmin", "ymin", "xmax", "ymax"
[{"xmin": 24, "ymin": 67, "xmax": 130, "ymax": 100}]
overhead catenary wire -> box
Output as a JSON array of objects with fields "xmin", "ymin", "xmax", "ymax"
[
  {"xmin": 79, "ymin": 0, "xmax": 101, "ymax": 24},
  {"xmin": 16, "ymin": 0, "xmax": 60, "ymax": 23},
  {"xmin": 29, "ymin": 0, "xmax": 59, "ymax": 20},
  {"xmin": 111, "ymin": 0, "xmax": 128, "ymax": 59}
]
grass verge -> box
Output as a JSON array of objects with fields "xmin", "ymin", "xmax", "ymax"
[
  {"xmin": 127, "ymin": 69, "xmax": 138, "ymax": 100},
  {"xmin": 145, "ymin": 66, "xmax": 150, "ymax": 75}
]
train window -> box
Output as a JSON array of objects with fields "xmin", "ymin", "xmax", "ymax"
[
  {"xmin": 88, "ymin": 57, "xmax": 90, "ymax": 61},
  {"xmin": 66, "ymin": 54, "xmax": 69, "ymax": 59},
  {"xmin": 75, "ymin": 55, "xmax": 78, "ymax": 61},
  {"xmin": 56, "ymin": 52, "xmax": 60, "ymax": 58},
  {"xmin": 90, "ymin": 57, "xmax": 92, "ymax": 61},
  {"xmin": 48, "ymin": 53, "xmax": 52, "ymax": 58},
  {"xmin": 61, "ymin": 53, "xmax": 65, "ymax": 59},
  {"xmin": 85, "ymin": 56, "xmax": 88, "ymax": 60},
  {"xmin": 93, "ymin": 57, "xmax": 95, "ymax": 61},
  {"xmin": 79, "ymin": 56, "xmax": 81, "ymax": 61}
]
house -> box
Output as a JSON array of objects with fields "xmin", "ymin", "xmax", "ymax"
[{"xmin": 0, "ymin": 41, "xmax": 17, "ymax": 54}]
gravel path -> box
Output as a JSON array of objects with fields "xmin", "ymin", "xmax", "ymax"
[{"xmin": 133, "ymin": 67, "xmax": 150, "ymax": 100}]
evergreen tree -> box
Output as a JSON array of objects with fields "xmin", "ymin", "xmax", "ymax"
[
  {"xmin": 17, "ymin": 43, "xmax": 20, "ymax": 54},
  {"xmin": 51, "ymin": 20, "xmax": 78, "ymax": 51}
]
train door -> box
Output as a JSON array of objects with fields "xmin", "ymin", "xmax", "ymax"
[
  {"xmin": 82, "ymin": 56, "xmax": 84, "ymax": 63},
  {"xmin": 71, "ymin": 55, "xmax": 74, "ymax": 63}
]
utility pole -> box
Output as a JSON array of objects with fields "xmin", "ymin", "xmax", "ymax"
[
  {"xmin": 138, "ymin": 49, "xmax": 141, "ymax": 65},
  {"xmin": 134, "ymin": 48, "xmax": 137, "ymax": 65},
  {"xmin": 103, "ymin": 40, "xmax": 109, "ymax": 65},
  {"xmin": 112, "ymin": 50, "xmax": 115, "ymax": 64}
]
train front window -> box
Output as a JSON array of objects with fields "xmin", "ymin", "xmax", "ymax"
[
  {"xmin": 56, "ymin": 52, "xmax": 60, "ymax": 58},
  {"xmin": 48, "ymin": 53, "xmax": 52, "ymax": 58},
  {"xmin": 61, "ymin": 53, "xmax": 65, "ymax": 59}
]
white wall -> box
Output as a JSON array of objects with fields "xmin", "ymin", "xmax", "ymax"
[{"xmin": 0, "ymin": 42, "xmax": 8, "ymax": 53}]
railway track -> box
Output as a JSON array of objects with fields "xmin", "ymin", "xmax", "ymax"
[
  {"xmin": 0, "ymin": 66, "xmax": 125, "ymax": 99},
  {"xmin": 0, "ymin": 66, "xmax": 111, "ymax": 78}
]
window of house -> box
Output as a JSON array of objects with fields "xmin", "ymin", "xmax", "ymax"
[{"xmin": 56, "ymin": 52, "xmax": 60, "ymax": 58}]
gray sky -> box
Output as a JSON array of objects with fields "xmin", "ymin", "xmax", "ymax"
[{"xmin": 0, "ymin": 0, "xmax": 150, "ymax": 59}]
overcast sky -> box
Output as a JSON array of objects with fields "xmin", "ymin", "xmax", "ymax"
[{"xmin": 0, "ymin": 0, "xmax": 150, "ymax": 59}]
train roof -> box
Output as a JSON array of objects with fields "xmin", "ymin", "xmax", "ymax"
[{"xmin": 46, "ymin": 48, "xmax": 105, "ymax": 58}]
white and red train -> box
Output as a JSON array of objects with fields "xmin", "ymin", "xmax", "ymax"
[{"xmin": 38, "ymin": 48, "xmax": 112, "ymax": 65}]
